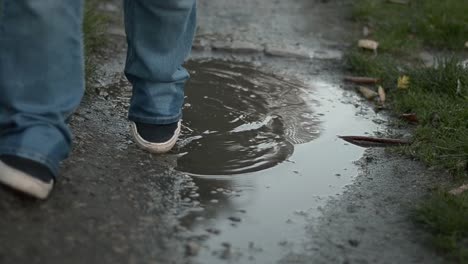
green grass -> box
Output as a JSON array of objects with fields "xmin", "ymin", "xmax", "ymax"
[
  {"xmin": 352, "ymin": 0, "xmax": 468, "ymax": 53},
  {"xmin": 83, "ymin": 0, "xmax": 107, "ymax": 85},
  {"xmin": 346, "ymin": 52, "xmax": 468, "ymax": 177},
  {"xmin": 415, "ymin": 191, "xmax": 468, "ymax": 263},
  {"xmin": 348, "ymin": 1, "xmax": 468, "ymax": 261}
]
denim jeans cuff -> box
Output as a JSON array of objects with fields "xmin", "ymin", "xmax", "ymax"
[
  {"xmin": 128, "ymin": 112, "xmax": 182, "ymax": 125},
  {"xmin": 0, "ymin": 147, "xmax": 59, "ymax": 177}
]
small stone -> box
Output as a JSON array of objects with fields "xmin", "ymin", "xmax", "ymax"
[
  {"xmin": 248, "ymin": 242, "xmax": 255, "ymax": 249},
  {"xmin": 294, "ymin": 210, "xmax": 307, "ymax": 216},
  {"xmin": 348, "ymin": 239, "xmax": 360, "ymax": 247},
  {"xmin": 206, "ymin": 228, "xmax": 221, "ymax": 235},
  {"xmin": 335, "ymin": 174, "xmax": 341, "ymax": 177},
  {"xmin": 221, "ymin": 242, "xmax": 231, "ymax": 248},
  {"xmin": 185, "ymin": 242, "xmax": 200, "ymax": 256},
  {"xmin": 228, "ymin": 216, "xmax": 242, "ymax": 222},
  {"xmin": 210, "ymin": 199, "xmax": 219, "ymax": 204},
  {"xmin": 210, "ymin": 190, "xmax": 217, "ymax": 194}
]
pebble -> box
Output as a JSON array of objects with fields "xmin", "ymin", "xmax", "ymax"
[
  {"xmin": 294, "ymin": 210, "xmax": 307, "ymax": 216},
  {"xmin": 348, "ymin": 239, "xmax": 360, "ymax": 247},
  {"xmin": 185, "ymin": 242, "xmax": 200, "ymax": 256},
  {"xmin": 228, "ymin": 216, "xmax": 242, "ymax": 222},
  {"xmin": 206, "ymin": 228, "xmax": 221, "ymax": 235},
  {"xmin": 210, "ymin": 199, "xmax": 219, "ymax": 203}
]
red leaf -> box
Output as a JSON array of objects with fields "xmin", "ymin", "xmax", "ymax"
[{"xmin": 339, "ymin": 136, "xmax": 411, "ymax": 148}]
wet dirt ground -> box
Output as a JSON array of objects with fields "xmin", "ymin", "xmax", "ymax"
[{"xmin": 0, "ymin": 0, "xmax": 450, "ymax": 263}]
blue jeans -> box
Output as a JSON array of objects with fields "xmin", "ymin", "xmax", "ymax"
[{"xmin": 0, "ymin": 0, "xmax": 196, "ymax": 176}]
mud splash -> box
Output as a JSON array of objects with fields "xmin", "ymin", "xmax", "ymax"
[{"xmin": 177, "ymin": 60, "xmax": 320, "ymax": 175}]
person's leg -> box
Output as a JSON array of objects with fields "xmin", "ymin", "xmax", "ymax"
[
  {"xmin": 0, "ymin": 0, "xmax": 84, "ymax": 199},
  {"xmin": 124, "ymin": 0, "xmax": 196, "ymax": 153}
]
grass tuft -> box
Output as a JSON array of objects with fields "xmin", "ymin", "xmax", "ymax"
[
  {"xmin": 415, "ymin": 191, "xmax": 468, "ymax": 263},
  {"xmin": 83, "ymin": 0, "xmax": 107, "ymax": 87},
  {"xmin": 349, "ymin": 1, "xmax": 468, "ymax": 260},
  {"xmin": 352, "ymin": 0, "xmax": 468, "ymax": 52}
]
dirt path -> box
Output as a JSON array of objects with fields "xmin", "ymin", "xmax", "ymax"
[{"xmin": 0, "ymin": 0, "xmax": 449, "ymax": 263}]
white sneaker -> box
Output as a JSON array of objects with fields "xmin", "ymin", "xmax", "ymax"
[
  {"xmin": 0, "ymin": 157, "xmax": 54, "ymax": 200},
  {"xmin": 131, "ymin": 121, "xmax": 181, "ymax": 154}
]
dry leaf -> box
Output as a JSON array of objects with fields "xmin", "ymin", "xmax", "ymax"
[
  {"xmin": 449, "ymin": 184, "xmax": 468, "ymax": 195},
  {"xmin": 358, "ymin": 39, "xmax": 379, "ymax": 51},
  {"xmin": 357, "ymin": 86, "xmax": 378, "ymax": 100},
  {"xmin": 397, "ymin": 75, "xmax": 410, "ymax": 89},
  {"xmin": 465, "ymin": 41, "xmax": 468, "ymax": 49},
  {"xmin": 378, "ymin": 86, "xmax": 386, "ymax": 104},
  {"xmin": 399, "ymin": 113, "xmax": 419, "ymax": 124},
  {"xmin": 344, "ymin": 76, "xmax": 380, "ymax": 84},
  {"xmin": 339, "ymin": 136, "xmax": 411, "ymax": 148}
]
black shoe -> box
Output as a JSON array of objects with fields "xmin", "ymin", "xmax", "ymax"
[
  {"xmin": 131, "ymin": 121, "xmax": 181, "ymax": 154},
  {"xmin": 0, "ymin": 155, "xmax": 55, "ymax": 199}
]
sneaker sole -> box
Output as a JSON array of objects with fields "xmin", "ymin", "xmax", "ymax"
[
  {"xmin": 0, "ymin": 160, "xmax": 54, "ymax": 200},
  {"xmin": 131, "ymin": 121, "xmax": 181, "ymax": 154}
]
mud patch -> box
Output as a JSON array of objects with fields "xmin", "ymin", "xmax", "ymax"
[{"xmin": 177, "ymin": 60, "xmax": 320, "ymax": 175}]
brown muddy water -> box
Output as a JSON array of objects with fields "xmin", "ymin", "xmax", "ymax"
[{"xmin": 175, "ymin": 60, "xmax": 386, "ymax": 263}]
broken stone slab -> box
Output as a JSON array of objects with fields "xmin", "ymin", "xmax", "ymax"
[
  {"xmin": 211, "ymin": 40, "xmax": 263, "ymax": 54},
  {"xmin": 229, "ymin": 40, "xmax": 264, "ymax": 54},
  {"xmin": 211, "ymin": 40, "xmax": 233, "ymax": 51},
  {"xmin": 312, "ymin": 49, "xmax": 343, "ymax": 60},
  {"xmin": 264, "ymin": 45, "xmax": 311, "ymax": 59}
]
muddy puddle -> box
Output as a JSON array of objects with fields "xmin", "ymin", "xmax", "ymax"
[
  {"xmin": 177, "ymin": 60, "xmax": 319, "ymax": 175},
  {"xmin": 176, "ymin": 60, "xmax": 386, "ymax": 263}
]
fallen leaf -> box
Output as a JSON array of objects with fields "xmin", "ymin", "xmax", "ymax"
[
  {"xmin": 465, "ymin": 41, "xmax": 468, "ymax": 49},
  {"xmin": 378, "ymin": 86, "xmax": 386, "ymax": 104},
  {"xmin": 358, "ymin": 39, "xmax": 379, "ymax": 51},
  {"xmin": 357, "ymin": 86, "xmax": 378, "ymax": 100},
  {"xmin": 449, "ymin": 184, "xmax": 468, "ymax": 196},
  {"xmin": 397, "ymin": 75, "xmax": 410, "ymax": 89},
  {"xmin": 339, "ymin": 136, "xmax": 411, "ymax": 148},
  {"xmin": 399, "ymin": 113, "xmax": 419, "ymax": 124},
  {"xmin": 344, "ymin": 76, "xmax": 380, "ymax": 84}
]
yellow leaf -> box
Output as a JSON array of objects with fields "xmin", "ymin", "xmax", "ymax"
[{"xmin": 397, "ymin": 75, "xmax": 410, "ymax": 89}]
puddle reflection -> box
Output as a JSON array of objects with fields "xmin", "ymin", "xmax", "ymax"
[{"xmin": 177, "ymin": 60, "xmax": 320, "ymax": 176}]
